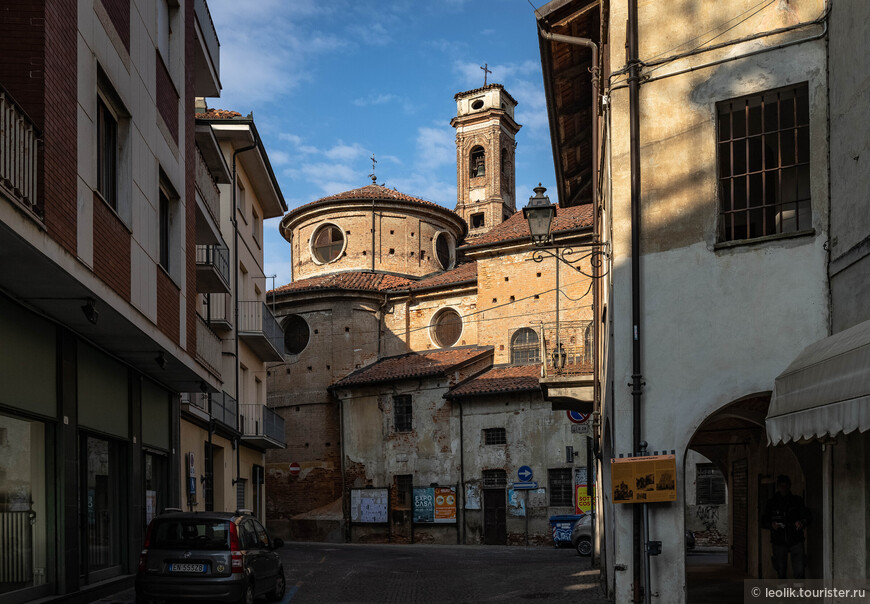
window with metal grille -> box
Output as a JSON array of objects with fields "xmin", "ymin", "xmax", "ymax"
[
  {"xmin": 548, "ymin": 468, "xmax": 573, "ymax": 507},
  {"xmin": 696, "ymin": 463, "xmax": 726, "ymax": 505},
  {"xmin": 395, "ymin": 474, "xmax": 413, "ymax": 506},
  {"xmin": 393, "ymin": 395, "xmax": 412, "ymax": 432},
  {"xmin": 483, "ymin": 470, "xmax": 507, "ymax": 489},
  {"xmin": 483, "ymin": 428, "xmax": 506, "ymax": 445},
  {"xmin": 510, "ymin": 327, "xmax": 540, "ymax": 365},
  {"xmin": 717, "ymin": 83, "xmax": 811, "ymax": 242}
]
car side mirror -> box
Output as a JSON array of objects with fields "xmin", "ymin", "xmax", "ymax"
[{"xmin": 272, "ymin": 538, "xmax": 284, "ymax": 549}]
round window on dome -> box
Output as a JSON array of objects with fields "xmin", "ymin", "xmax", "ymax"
[
  {"xmin": 311, "ymin": 224, "xmax": 344, "ymax": 264},
  {"xmin": 283, "ymin": 314, "xmax": 310, "ymax": 355},
  {"xmin": 433, "ymin": 232, "xmax": 453, "ymax": 270},
  {"xmin": 430, "ymin": 308, "xmax": 462, "ymax": 348}
]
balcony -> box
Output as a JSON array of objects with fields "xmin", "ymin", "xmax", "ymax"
[
  {"xmin": 201, "ymin": 292, "xmax": 232, "ymax": 332},
  {"xmin": 0, "ymin": 89, "xmax": 40, "ymax": 219},
  {"xmin": 181, "ymin": 392, "xmax": 210, "ymax": 422},
  {"xmin": 210, "ymin": 391, "xmax": 238, "ymax": 431},
  {"xmin": 193, "ymin": 0, "xmax": 221, "ymax": 97},
  {"xmin": 239, "ymin": 404, "xmax": 286, "ymax": 449},
  {"xmin": 196, "ymin": 243, "xmax": 230, "ymax": 293},
  {"xmin": 538, "ymin": 320, "xmax": 594, "ymax": 412},
  {"xmin": 238, "ymin": 301, "xmax": 284, "ymax": 361},
  {"xmin": 195, "ymin": 314, "xmax": 222, "ymax": 377}
]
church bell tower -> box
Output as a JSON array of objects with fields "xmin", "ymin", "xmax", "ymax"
[{"xmin": 451, "ymin": 83, "xmax": 521, "ymax": 237}]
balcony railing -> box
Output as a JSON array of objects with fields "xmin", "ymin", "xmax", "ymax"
[
  {"xmin": 201, "ymin": 292, "xmax": 232, "ymax": 330},
  {"xmin": 0, "ymin": 90, "xmax": 39, "ymax": 217},
  {"xmin": 195, "ymin": 243, "xmax": 230, "ymax": 292},
  {"xmin": 238, "ymin": 301, "xmax": 284, "ymax": 361},
  {"xmin": 195, "ymin": 314, "xmax": 222, "ymax": 376},
  {"xmin": 239, "ymin": 403, "xmax": 285, "ymax": 448},
  {"xmin": 540, "ymin": 320, "xmax": 593, "ymax": 378},
  {"xmin": 210, "ymin": 391, "xmax": 238, "ymax": 431},
  {"xmin": 195, "ymin": 145, "xmax": 221, "ymax": 224}
]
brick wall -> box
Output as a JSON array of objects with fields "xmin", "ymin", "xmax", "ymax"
[
  {"xmin": 157, "ymin": 267, "xmax": 180, "ymax": 344},
  {"xmin": 0, "ymin": 1, "xmax": 45, "ymax": 128},
  {"xmin": 92, "ymin": 194, "xmax": 131, "ymax": 300},
  {"xmin": 156, "ymin": 49, "xmax": 178, "ymax": 144},
  {"xmin": 100, "ymin": 0, "xmax": 129, "ymax": 52}
]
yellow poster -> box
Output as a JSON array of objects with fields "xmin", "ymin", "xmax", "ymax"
[
  {"xmin": 433, "ymin": 487, "xmax": 457, "ymax": 522},
  {"xmin": 610, "ymin": 455, "xmax": 677, "ymax": 504},
  {"xmin": 576, "ymin": 487, "xmax": 593, "ymax": 514}
]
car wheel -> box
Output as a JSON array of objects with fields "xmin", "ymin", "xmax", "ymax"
[
  {"xmin": 240, "ymin": 582, "xmax": 254, "ymax": 604},
  {"xmin": 576, "ymin": 537, "xmax": 592, "ymax": 556},
  {"xmin": 267, "ymin": 568, "xmax": 286, "ymax": 601}
]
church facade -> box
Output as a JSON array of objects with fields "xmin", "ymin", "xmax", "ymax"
[{"xmin": 265, "ymin": 84, "xmax": 597, "ymax": 545}]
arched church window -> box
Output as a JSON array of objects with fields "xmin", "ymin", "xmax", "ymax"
[
  {"xmin": 510, "ymin": 327, "xmax": 540, "ymax": 365},
  {"xmin": 433, "ymin": 232, "xmax": 453, "ymax": 270},
  {"xmin": 283, "ymin": 314, "xmax": 310, "ymax": 355},
  {"xmin": 470, "ymin": 146, "xmax": 485, "ymax": 178},
  {"xmin": 311, "ymin": 223, "xmax": 344, "ymax": 263},
  {"xmin": 430, "ymin": 308, "xmax": 462, "ymax": 348}
]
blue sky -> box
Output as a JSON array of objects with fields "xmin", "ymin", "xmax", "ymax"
[{"xmin": 206, "ymin": 0, "xmax": 556, "ymax": 287}]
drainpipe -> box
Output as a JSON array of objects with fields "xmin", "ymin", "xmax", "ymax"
[
  {"xmin": 458, "ymin": 399, "xmax": 466, "ymax": 545},
  {"xmin": 232, "ymin": 137, "xmax": 258, "ymax": 493},
  {"xmin": 627, "ymin": 0, "xmax": 647, "ymax": 601}
]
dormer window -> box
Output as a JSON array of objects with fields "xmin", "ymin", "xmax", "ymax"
[{"xmin": 470, "ymin": 146, "xmax": 485, "ymax": 178}]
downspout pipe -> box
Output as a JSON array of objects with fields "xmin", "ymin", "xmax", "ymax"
[
  {"xmin": 627, "ymin": 0, "xmax": 646, "ymax": 601},
  {"xmin": 232, "ymin": 139, "xmax": 258, "ymax": 492}
]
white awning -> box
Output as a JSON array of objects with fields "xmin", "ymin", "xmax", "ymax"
[{"xmin": 767, "ymin": 319, "xmax": 870, "ymax": 445}]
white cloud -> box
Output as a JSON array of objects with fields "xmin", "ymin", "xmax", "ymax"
[
  {"xmin": 353, "ymin": 93, "xmax": 400, "ymax": 107},
  {"xmin": 415, "ymin": 125, "xmax": 455, "ymax": 171},
  {"xmin": 324, "ymin": 141, "xmax": 369, "ymax": 162}
]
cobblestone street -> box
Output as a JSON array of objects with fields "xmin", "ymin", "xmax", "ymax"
[{"xmin": 100, "ymin": 542, "xmax": 609, "ymax": 603}]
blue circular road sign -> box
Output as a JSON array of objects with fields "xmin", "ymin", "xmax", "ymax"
[{"xmin": 518, "ymin": 466, "xmax": 533, "ymax": 482}]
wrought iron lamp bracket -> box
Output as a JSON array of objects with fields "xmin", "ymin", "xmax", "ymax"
[{"xmin": 530, "ymin": 241, "xmax": 611, "ymax": 279}]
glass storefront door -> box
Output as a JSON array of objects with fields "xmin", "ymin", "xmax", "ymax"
[
  {"xmin": 144, "ymin": 452, "xmax": 167, "ymax": 526},
  {"xmin": 81, "ymin": 435, "xmax": 123, "ymax": 581}
]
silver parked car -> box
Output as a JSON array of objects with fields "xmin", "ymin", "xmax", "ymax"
[
  {"xmin": 571, "ymin": 514, "xmax": 593, "ymax": 556},
  {"xmin": 135, "ymin": 511, "xmax": 285, "ymax": 604}
]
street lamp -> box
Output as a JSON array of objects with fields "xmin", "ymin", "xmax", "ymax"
[{"xmin": 523, "ymin": 184, "xmax": 557, "ymax": 245}]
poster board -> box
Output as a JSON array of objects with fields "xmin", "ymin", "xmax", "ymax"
[
  {"xmin": 413, "ymin": 486, "xmax": 457, "ymax": 523},
  {"xmin": 610, "ymin": 454, "xmax": 677, "ymax": 504},
  {"xmin": 350, "ymin": 488, "xmax": 389, "ymax": 523}
]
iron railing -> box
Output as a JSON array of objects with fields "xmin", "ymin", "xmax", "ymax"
[
  {"xmin": 210, "ymin": 391, "xmax": 238, "ymax": 430},
  {"xmin": 540, "ymin": 320, "xmax": 593, "ymax": 378},
  {"xmin": 194, "ymin": 145, "xmax": 221, "ymax": 224},
  {"xmin": 202, "ymin": 292, "xmax": 232, "ymax": 327},
  {"xmin": 195, "ymin": 315, "xmax": 222, "ymax": 376},
  {"xmin": 195, "ymin": 243, "xmax": 230, "ymax": 286},
  {"xmin": 239, "ymin": 403, "xmax": 285, "ymax": 445},
  {"xmin": 238, "ymin": 301, "xmax": 283, "ymax": 354},
  {"xmin": 0, "ymin": 90, "xmax": 39, "ymax": 216}
]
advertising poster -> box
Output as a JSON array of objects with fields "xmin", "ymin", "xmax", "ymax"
[
  {"xmin": 350, "ymin": 488, "xmax": 389, "ymax": 523},
  {"xmin": 414, "ymin": 486, "xmax": 457, "ymax": 523},
  {"xmin": 574, "ymin": 467, "xmax": 593, "ymax": 514},
  {"xmin": 508, "ymin": 489, "xmax": 526, "ymax": 517},
  {"xmin": 610, "ymin": 455, "xmax": 677, "ymax": 504}
]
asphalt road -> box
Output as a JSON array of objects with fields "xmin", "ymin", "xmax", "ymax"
[{"xmin": 101, "ymin": 542, "xmax": 608, "ymax": 604}]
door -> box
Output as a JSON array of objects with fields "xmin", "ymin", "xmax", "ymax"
[{"xmin": 483, "ymin": 489, "xmax": 506, "ymax": 545}]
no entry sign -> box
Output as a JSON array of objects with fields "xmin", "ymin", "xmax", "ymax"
[{"xmin": 288, "ymin": 462, "xmax": 301, "ymax": 477}]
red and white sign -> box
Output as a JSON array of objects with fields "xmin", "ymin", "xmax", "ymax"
[
  {"xmin": 566, "ymin": 410, "xmax": 590, "ymax": 424},
  {"xmin": 288, "ymin": 462, "xmax": 301, "ymax": 477}
]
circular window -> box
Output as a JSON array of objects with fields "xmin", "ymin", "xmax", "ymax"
[
  {"xmin": 311, "ymin": 224, "xmax": 345, "ymax": 264},
  {"xmin": 283, "ymin": 314, "xmax": 310, "ymax": 355},
  {"xmin": 430, "ymin": 308, "xmax": 462, "ymax": 348},
  {"xmin": 471, "ymin": 99, "xmax": 484, "ymax": 110},
  {"xmin": 433, "ymin": 232, "xmax": 453, "ymax": 270}
]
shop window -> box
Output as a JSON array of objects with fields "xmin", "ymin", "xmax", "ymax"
[
  {"xmin": 717, "ymin": 83, "xmax": 811, "ymax": 242},
  {"xmin": 144, "ymin": 452, "xmax": 167, "ymax": 526},
  {"xmin": 393, "ymin": 395, "xmax": 412, "ymax": 432},
  {"xmin": 430, "ymin": 308, "xmax": 462, "ymax": 348},
  {"xmin": 510, "ymin": 327, "xmax": 540, "ymax": 365},
  {"xmin": 483, "ymin": 428, "xmax": 506, "ymax": 445},
  {"xmin": 548, "ymin": 468, "xmax": 573, "ymax": 507},
  {"xmin": 696, "ymin": 463, "xmax": 726, "ymax": 505},
  {"xmin": 82, "ymin": 435, "xmax": 123, "ymax": 578}
]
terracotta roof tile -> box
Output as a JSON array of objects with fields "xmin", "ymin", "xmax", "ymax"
[
  {"xmin": 461, "ymin": 204, "xmax": 593, "ymax": 248},
  {"xmin": 454, "ymin": 83, "xmax": 518, "ymax": 106},
  {"xmin": 331, "ymin": 346, "xmax": 493, "ymax": 389},
  {"xmin": 446, "ymin": 364, "xmax": 542, "ymax": 398},
  {"xmin": 195, "ymin": 108, "xmax": 243, "ymax": 119},
  {"xmin": 270, "ymin": 271, "xmax": 414, "ymax": 295},
  {"xmin": 385, "ymin": 261, "xmax": 478, "ymax": 292},
  {"xmin": 289, "ymin": 184, "xmax": 456, "ymax": 216}
]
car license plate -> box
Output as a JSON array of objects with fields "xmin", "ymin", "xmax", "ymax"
[{"xmin": 169, "ymin": 563, "xmax": 207, "ymax": 573}]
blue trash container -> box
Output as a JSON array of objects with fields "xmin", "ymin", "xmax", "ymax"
[{"xmin": 549, "ymin": 514, "xmax": 584, "ymax": 547}]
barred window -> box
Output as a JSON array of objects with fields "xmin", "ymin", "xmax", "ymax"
[
  {"xmin": 483, "ymin": 428, "xmax": 506, "ymax": 445},
  {"xmin": 717, "ymin": 83, "xmax": 811, "ymax": 242},
  {"xmin": 510, "ymin": 328, "xmax": 540, "ymax": 365},
  {"xmin": 696, "ymin": 463, "xmax": 726, "ymax": 505},
  {"xmin": 548, "ymin": 468, "xmax": 573, "ymax": 507},
  {"xmin": 482, "ymin": 470, "xmax": 507, "ymax": 489},
  {"xmin": 393, "ymin": 395, "xmax": 412, "ymax": 432},
  {"xmin": 395, "ymin": 474, "xmax": 413, "ymax": 506}
]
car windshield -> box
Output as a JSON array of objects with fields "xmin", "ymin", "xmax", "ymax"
[{"xmin": 150, "ymin": 518, "xmax": 230, "ymax": 550}]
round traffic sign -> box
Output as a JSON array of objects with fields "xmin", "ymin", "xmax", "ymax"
[
  {"xmin": 518, "ymin": 465, "xmax": 534, "ymax": 482},
  {"xmin": 288, "ymin": 462, "xmax": 301, "ymax": 477},
  {"xmin": 566, "ymin": 410, "xmax": 590, "ymax": 424}
]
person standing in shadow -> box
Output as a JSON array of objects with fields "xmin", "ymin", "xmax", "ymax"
[{"xmin": 762, "ymin": 474, "xmax": 811, "ymax": 579}]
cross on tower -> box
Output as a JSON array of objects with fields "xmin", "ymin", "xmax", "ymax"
[
  {"xmin": 369, "ymin": 154, "xmax": 377, "ymax": 184},
  {"xmin": 481, "ymin": 63, "xmax": 492, "ymax": 86}
]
